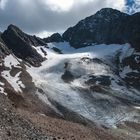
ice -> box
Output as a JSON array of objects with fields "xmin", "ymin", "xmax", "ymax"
[
  {"xmin": 27, "ymin": 43, "xmax": 140, "ymax": 128},
  {"xmin": 47, "ymin": 42, "xmax": 133, "ymax": 60}
]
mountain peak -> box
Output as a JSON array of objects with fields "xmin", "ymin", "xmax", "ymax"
[
  {"xmin": 96, "ymin": 8, "xmax": 123, "ymax": 13},
  {"xmin": 94, "ymin": 8, "xmax": 128, "ymax": 18},
  {"xmin": 1, "ymin": 25, "xmax": 46, "ymax": 66},
  {"xmin": 8, "ymin": 24, "xmax": 19, "ymax": 29},
  {"xmin": 63, "ymin": 8, "xmax": 140, "ymax": 50},
  {"xmin": 43, "ymin": 33, "xmax": 63, "ymax": 43},
  {"xmin": 7, "ymin": 24, "xmax": 23, "ymax": 34}
]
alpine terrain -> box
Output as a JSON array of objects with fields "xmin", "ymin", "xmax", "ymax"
[{"xmin": 0, "ymin": 8, "xmax": 140, "ymax": 140}]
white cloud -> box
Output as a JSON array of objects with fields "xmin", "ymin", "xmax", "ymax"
[
  {"xmin": 41, "ymin": 0, "xmax": 125, "ymax": 12},
  {"xmin": 0, "ymin": 0, "xmax": 8, "ymax": 10},
  {"xmin": 106, "ymin": 0, "xmax": 125, "ymax": 10},
  {"xmin": 43, "ymin": 0, "xmax": 74, "ymax": 12},
  {"xmin": 0, "ymin": 0, "xmax": 136, "ymax": 35},
  {"xmin": 36, "ymin": 31, "xmax": 55, "ymax": 38}
]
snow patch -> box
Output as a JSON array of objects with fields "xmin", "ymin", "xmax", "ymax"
[
  {"xmin": 4, "ymin": 54, "xmax": 21, "ymax": 69},
  {"xmin": 1, "ymin": 71, "xmax": 25, "ymax": 92},
  {"xmin": 134, "ymin": 106, "xmax": 140, "ymax": 110},
  {"xmin": 0, "ymin": 82, "xmax": 7, "ymax": 95},
  {"xmin": 120, "ymin": 66, "xmax": 139, "ymax": 78},
  {"xmin": 32, "ymin": 46, "xmax": 47, "ymax": 58},
  {"xmin": 0, "ymin": 82, "xmax": 4, "ymax": 86},
  {"xmin": 0, "ymin": 87, "xmax": 7, "ymax": 95}
]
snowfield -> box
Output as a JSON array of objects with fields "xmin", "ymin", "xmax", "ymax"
[
  {"xmin": 2, "ymin": 71, "xmax": 25, "ymax": 92},
  {"xmin": 27, "ymin": 42, "xmax": 140, "ymax": 128},
  {"xmin": 1, "ymin": 54, "xmax": 25, "ymax": 93},
  {"xmin": 4, "ymin": 54, "xmax": 21, "ymax": 69}
]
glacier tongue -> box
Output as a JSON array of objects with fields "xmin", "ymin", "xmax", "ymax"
[{"xmin": 27, "ymin": 43, "xmax": 140, "ymax": 128}]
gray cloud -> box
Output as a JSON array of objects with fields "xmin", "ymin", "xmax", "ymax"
[{"xmin": 0, "ymin": 0, "xmax": 126, "ymax": 36}]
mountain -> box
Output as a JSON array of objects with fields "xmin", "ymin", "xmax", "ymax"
[
  {"xmin": 0, "ymin": 8, "xmax": 140, "ymax": 140},
  {"xmin": 63, "ymin": 8, "xmax": 140, "ymax": 51},
  {"xmin": 0, "ymin": 35, "xmax": 10, "ymax": 59},
  {"xmin": 43, "ymin": 33, "xmax": 63, "ymax": 43},
  {"xmin": 1, "ymin": 25, "xmax": 46, "ymax": 66}
]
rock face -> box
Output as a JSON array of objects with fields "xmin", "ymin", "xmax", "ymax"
[
  {"xmin": 44, "ymin": 33, "xmax": 63, "ymax": 43},
  {"xmin": 63, "ymin": 8, "xmax": 140, "ymax": 50},
  {"xmin": 0, "ymin": 34, "xmax": 10, "ymax": 61},
  {"xmin": 122, "ymin": 54, "xmax": 140, "ymax": 90},
  {"xmin": 1, "ymin": 25, "xmax": 46, "ymax": 66}
]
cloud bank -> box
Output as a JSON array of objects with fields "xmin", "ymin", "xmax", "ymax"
[{"xmin": 0, "ymin": 0, "xmax": 135, "ymax": 37}]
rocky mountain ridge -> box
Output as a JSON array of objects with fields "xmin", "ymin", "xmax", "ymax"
[
  {"xmin": 46, "ymin": 8, "xmax": 140, "ymax": 51},
  {"xmin": 1, "ymin": 24, "xmax": 46, "ymax": 66}
]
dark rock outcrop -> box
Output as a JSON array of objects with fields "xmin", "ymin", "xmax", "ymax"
[
  {"xmin": 61, "ymin": 70, "xmax": 74, "ymax": 83},
  {"xmin": 121, "ymin": 54, "xmax": 140, "ymax": 90},
  {"xmin": 1, "ymin": 25, "xmax": 46, "ymax": 66},
  {"xmin": 52, "ymin": 47, "xmax": 62, "ymax": 54},
  {"xmin": 44, "ymin": 33, "xmax": 63, "ymax": 43},
  {"xmin": 63, "ymin": 8, "xmax": 140, "ymax": 50},
  {"xmin": 0, "ymin": 33, "xmax": 10, "ymax": 60}
]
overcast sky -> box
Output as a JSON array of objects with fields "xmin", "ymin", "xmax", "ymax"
[{"xmin": 0, "ymin": 0, "xmax": 140, "ymax": 37}]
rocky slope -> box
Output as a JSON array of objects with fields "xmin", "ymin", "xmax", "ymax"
[
  {"xmin": 0, "ymin": 34, "xmax": 10, "ymax": 59},
  {"xmin": 0, "ymin": 94, "xmax": 50, "ymax": 140}
]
